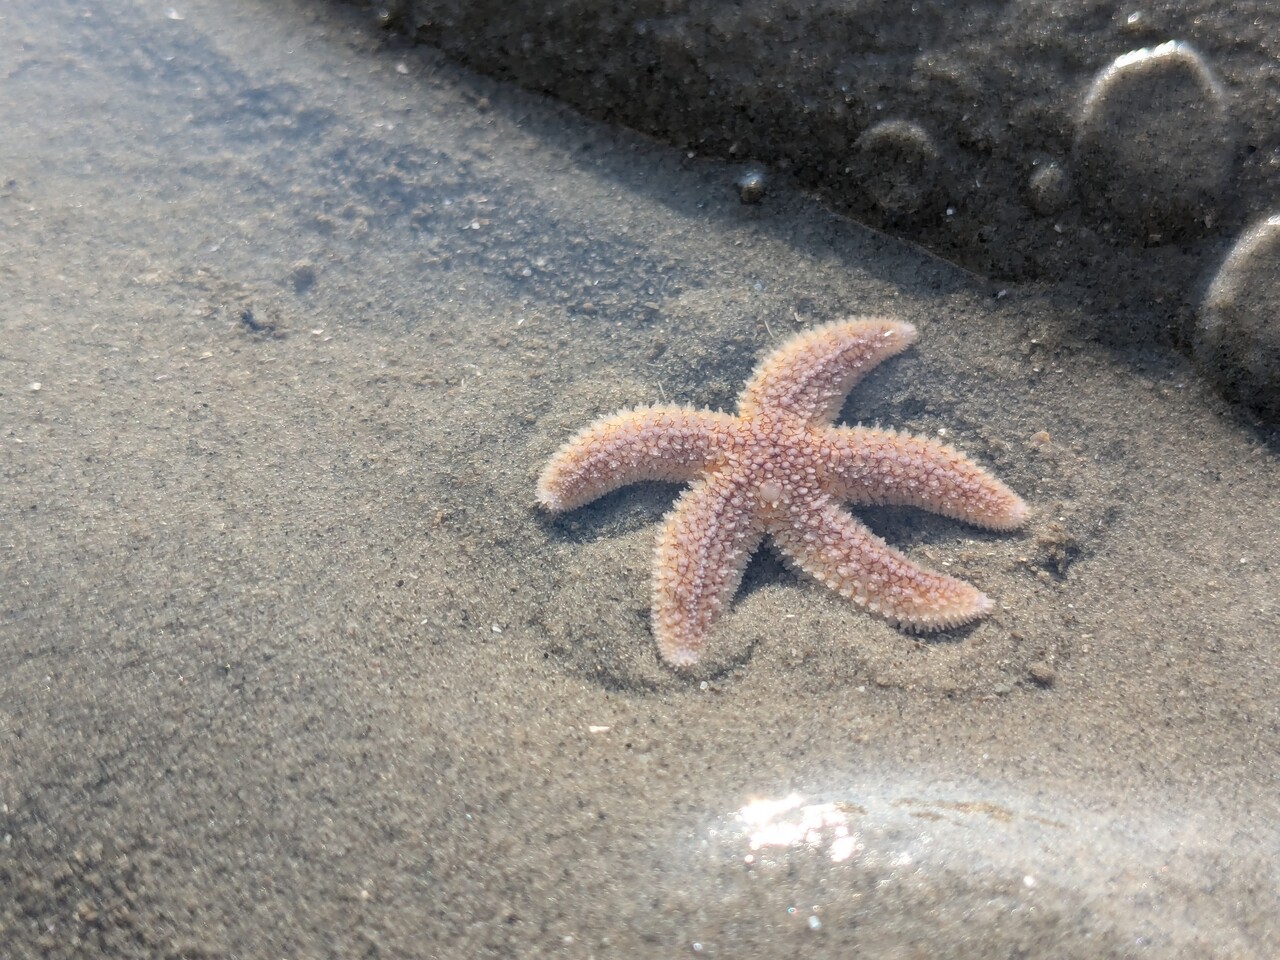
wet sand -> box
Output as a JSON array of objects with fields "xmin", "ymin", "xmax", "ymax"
[{"xmin": 1, "ymin": 1, "xmax": 1276, "ymax": 957}]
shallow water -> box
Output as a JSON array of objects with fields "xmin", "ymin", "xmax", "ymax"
[{"xmin": 1, "ymin": 1, "xmax": 1276, "ymax": 957}]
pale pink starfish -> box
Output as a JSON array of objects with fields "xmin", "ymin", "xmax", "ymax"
[{"xmin": 537, "ymin": 318, "xmax": 1027, "ymax": 668}]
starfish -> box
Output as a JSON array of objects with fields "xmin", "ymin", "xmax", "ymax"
[{"xmin": 537, "ymin": 318, "xmax": 1027, "ymax": 668}]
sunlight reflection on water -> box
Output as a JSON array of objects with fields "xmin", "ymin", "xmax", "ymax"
[
  {"xmin": 694, "ymin": 779, "xmax": 1275, "ymax": 954},
  {"xmin": 739, "ymin": 793, "xmax": 862, "ymax": 864}
]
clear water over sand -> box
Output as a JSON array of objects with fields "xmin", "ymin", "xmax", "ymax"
[{"xmin": 1, "ymin": 1, "xmax": 1276, "ymax": 956}]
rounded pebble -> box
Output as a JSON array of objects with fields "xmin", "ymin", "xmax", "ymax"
[
  {"xmin": 852, "ymin": 120, "xmax": 939, "ymax": 218},
  {"xmin": 1073, "ymin": 41, "xmax": 1233, "ymax": 239},
  {"xmin": 1028, "ymin": 661, "xmax": 1056, "ymax": 687},
  {"xmin": 736, "ymin": 169, "xmax": 767, "ymax": 204},
  {"xmin": 1195, "ymin": 214, "xmax": 1280, "ymax": 422},
  {"xmin": 1026, "ymin": 160, "xmax": 1071, "ymax": 216}
]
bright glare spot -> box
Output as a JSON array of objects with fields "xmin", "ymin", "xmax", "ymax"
[
  {"xmin": 829, "ymin": 834, "xmax": 858, "ymax": 863},
  {"xmin": 738, "ymin": 794, "xmax": 862, "ymax": 864},
  {"xmin": 740, "ymin": 794, "xmax": 804, "ymax": 829}
]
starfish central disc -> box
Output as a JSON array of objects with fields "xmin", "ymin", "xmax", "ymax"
[
  {"xmin": 537, "ymin": 317, "xmax": 1027, "ymax": 669},
  {"xmin": 757, "ymin": 479, "xmax": 783, "ymax": 506}
]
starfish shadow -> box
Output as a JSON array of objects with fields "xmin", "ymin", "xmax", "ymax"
[
  {"xmin": 537, "ymin": 483, "xmax": 770, "ymax": 687},
  {"xmin": 863, "ymin": 504, "xmax": 1013, "ymax": 644},
  {"xmin": 535, "ymin": 481, "xmax": 685, "ymax": 543},
  {"xmin": 538, "ymin": 483, "xmax": 1002, "ymax": 681},
  {"xmin": 739, "ymin": 532, "xmax": 987, "ymax": 649}
]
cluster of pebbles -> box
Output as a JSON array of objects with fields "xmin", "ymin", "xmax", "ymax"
[{"xmin": 365, "ymin": 0, "xmax": 1279, "ymax": 422}]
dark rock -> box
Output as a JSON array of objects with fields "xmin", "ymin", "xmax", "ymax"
[{"xmin": 1196, "ymin": 215, "xmax": 1280, "ymax": 421}]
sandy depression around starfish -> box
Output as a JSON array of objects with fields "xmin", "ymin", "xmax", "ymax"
[{"xmin": 537, "ymin": 318, "xmax": 1027, "ymax": 668}]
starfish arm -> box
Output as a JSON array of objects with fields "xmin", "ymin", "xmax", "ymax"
[
  {"xmin": 737, "ymin": 318, "xmax": 917, "ymax": 424},
  {"xmin": 821, "ymin": 426, "xmax": 1028, "ymax": 530},
  {"xmin": 771, "ymin": 498, "xmax": 995, "ymax": 631},
  {"xmin": 536, "ymin": 406, "xmax": 736, "ymax": 512},
  {"xmin": 652, "ymin": 476, "xmax": 764, "ymax": 667}
]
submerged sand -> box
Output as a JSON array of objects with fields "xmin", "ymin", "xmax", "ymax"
[{"xmin": 1, "ymin": 1, "xmax": 1276, "ymax": 957}]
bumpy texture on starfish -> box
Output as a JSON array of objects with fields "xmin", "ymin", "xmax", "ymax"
[{"xmin": 537, "ymin": 318, "xmax": 1027, "ymax": 668}]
